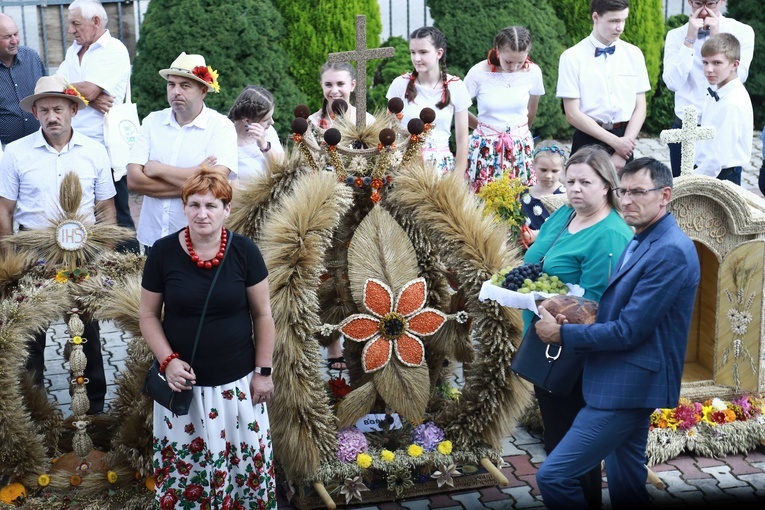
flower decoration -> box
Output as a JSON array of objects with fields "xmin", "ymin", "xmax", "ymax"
[
  {"xmin": 339, "ymin": 476, "xmax": 369, "ymax": 505},
  {"xmin": 106, "ymin": 471, "xmax": 118, "ymax": 483},
  {"xmin": 70, "ymin": 474, "xmax": 82, "ymax": 487},
  {"xmin": 54, "ymin": 267, "xmax": 90, "ymax": 284},
  {"xmin": 412, "ymin": 421, "xmax": 445, "ymax": 451},
  {"xmin": 651, "ymin": 395, "xmax": 763, "ymax": 431},
  {"xmin": 145, "ymin": 476, "xmax": 155, "ymax": 492},
  {"xmin": 336, "ymin": 426, "xmax": 368, "ymax": 463},
  {"xmin": 380, "ymin": 449, "xmax": 395, "ymax": 462},
  {"xmin": 339, "ymin": 277, "xmax": 447, "ymax": 373},
  {"xmin": 328, "ymin": 376, "xmax": 352, "ymax": 401},
  {"xmin": 407, "ymin": 444, "xmax": 424, "ymax": 457},
  {"xmin": 431, "ymin": 463, "xmax": 461, "ymax": 488},
  {"xmin": 477, "ymin": 173, "xmax": 528, "ymax": 239},
  {"xmin": 191, "ymin": 65, "xmax": 221, "ymax": 93},
  {"xmin": 356, "ymin": 452, "xmax": 372, "ymax": 469},
  {"xmin": 387, "ymin": 470, "xmax": 414, "ymax": 496},
  {"xmin": 437, "ymin": 440, "xmax": 453, "ymax": 455},
  {"xmin": 37, "ymin": 474, "xmax": 51, "ymax": 487},
  {"xmin": 0, "ymin": 482, "xmax": 26, "ymax": 504},
  {"xmin": 64, "ymin": 85, "xmax": 89, "ymax": 106}
]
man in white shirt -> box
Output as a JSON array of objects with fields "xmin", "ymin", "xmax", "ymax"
[
  {"xmin": 662, "ymin": 0, "xmax": 754, "ymax": 177},
  {"xmin": 127, "ymin": 52, "xmax": 237, "ymax": 251},
  {"xmin": 56, "ymin": 0, "xmax": 136, "ymax": 250},
  {"xmin": 556, "ymin": 0, "xmax": 650, "ymax": 170},
  {"xmin": 0, "ymin": 75, "xmax": 116, "ymax": 414}
]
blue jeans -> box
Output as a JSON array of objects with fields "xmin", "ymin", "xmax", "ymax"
[
  {"xmin": 717, "ymin": 166, "xmax": 742, "ymax": 186},
  {"xmin": 536, "ymin": 405, "xmax": 654, "ymax": 510}
]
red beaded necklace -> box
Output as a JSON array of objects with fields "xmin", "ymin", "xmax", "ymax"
[{"xmin": 184, "ymin": 226, "xmax": 227, "ymax": 269}]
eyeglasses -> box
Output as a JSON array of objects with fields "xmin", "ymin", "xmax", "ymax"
[
  {"xmin": 613, "ymin": 187, "xmax": 664, "ymax": 198},
  {"xmin": 690, "ymin": 1, "xmax": 718, "ymax": 9}
]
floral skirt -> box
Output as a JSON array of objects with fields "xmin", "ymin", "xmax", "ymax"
[
  {"xmin": 465, "ymin": 127, "xmax": 535, "ymax": 192},
  {"xmin": 421, "ymin": 142, "xmax": 455, "ymax": 176},
  {"xmin": 153, "ymin": 372, "xmax": 275, "ymax": 509}
]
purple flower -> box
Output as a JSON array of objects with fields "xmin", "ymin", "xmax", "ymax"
[
  {"xmin": 337, "ymin": 427, "xmax": 368, "ymax": 463},
  {"xmin": 412, "ymin": 422, "xmax": 445, "ymax": 451}
]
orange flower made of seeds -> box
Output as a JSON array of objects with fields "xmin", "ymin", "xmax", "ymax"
[
  {"xmin": 293, "ymin": 134, "xmax": 303, "ymax": 143},
  {"xmin": 338, "ymin": 277, "xmax": 446, "ymax": 373}
]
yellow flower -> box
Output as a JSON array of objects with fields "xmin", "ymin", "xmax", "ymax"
[
  {"xmin": 107, "ymin": 471, "xmax": 118, "ymax": 483},
  {"xmin": 72, "ymin": 336, "xmax": 83, "ymax": 345},
  {"xmin": 356, "ymin": 453, "xmax": 372, "ymax": 469},
  {"xmin": 55, "ymin": 270, "xmax": 69, "ymax": 283},
  {"xmin": 37, "ymin": 473, "xmax": 51, "ymax": 487},
  {"xmin": 208, "ymin": 66, "xmax": 221, "ymax": 93},
  {"xmin": 407, "ymin": 444, "xmax": 424, "ymax": 457},
  {"xmin": 380, "ymin": 449, "xmax": 395, "ymax": 462},
  {"xmin": 437, "ymin": 440, "xmax": 453, "ymax": 455},
  {"xmin": 476, "ymin": 173, "xmax": 528, "ymax": 231},
  {"xmin": 0, "ymin": 482, "xmax": 26, "ymax": 504},
  {"xmin": 449, "ymin": 387, "xmax": 461, "ymax": 401}
]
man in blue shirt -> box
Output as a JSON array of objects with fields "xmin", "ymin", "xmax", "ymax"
[{"xmin": 0, "ymin": 14, "xmax": 46, "ymax": 147}]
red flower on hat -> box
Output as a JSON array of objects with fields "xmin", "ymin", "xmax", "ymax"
[
  {"xmin": 192, "ymin": 65, "xmax": 213, "ymax": 84},
  {"xmin": 339, "ymin": 278, "xmax": 446, "ymax": 373}
]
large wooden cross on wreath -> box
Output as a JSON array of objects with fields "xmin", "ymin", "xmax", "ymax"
[
  {"xmin": 327, "ymin": 15, "xmax": 395, "ymax": 130},
  {"xmin": 660, "ymin": 105, "xmax": 716, "ymax": 177}
]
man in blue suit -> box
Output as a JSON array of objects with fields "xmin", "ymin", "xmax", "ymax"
[{"xmin": 534, "ymin": 157, "xmax": 700, "ymax": 509}]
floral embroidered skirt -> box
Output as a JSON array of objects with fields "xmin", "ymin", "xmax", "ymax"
[
  {"xmin": 465, "ymin": 127, "xmax": 535, "ymax": 193},
  {"xmin": 421, "ymin": 141, "xmax": 455, "ymax": 176},
  {"xmin": 153, "ymin": 373, "xmax": 275, "ymax": 509}
]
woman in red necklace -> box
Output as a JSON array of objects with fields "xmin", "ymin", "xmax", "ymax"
[{"xmin": 139, "ymin": 167, "xmax": 276, "ymax": 508}]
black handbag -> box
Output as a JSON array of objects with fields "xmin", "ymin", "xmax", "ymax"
[
  {"xmin": 511, "ymin": 209, "xmax": 583, "ymax": 397},
  {"xmin": 143, "ymin": 235, "xmax": 230, "ymax": 416},
  {"xmin": 511, "ymin": 316, "xmax": 585, "ymax": 397}
]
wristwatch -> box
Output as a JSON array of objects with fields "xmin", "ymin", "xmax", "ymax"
[
  {"xmin": 254, "ymin": 366, "xmax": 272, "ymax": 376},
  {"xmin": 261, "ymin": 141, "xmax": 271, "ymax": 153}
]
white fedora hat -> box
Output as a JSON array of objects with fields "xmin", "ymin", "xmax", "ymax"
[
  {"xmin": 19, "ymin": 75, "xmax": 88, "ymax": 113},
  {"xmin": 159, "ymin": 52, "xmax": 220, "ymax": 93}
]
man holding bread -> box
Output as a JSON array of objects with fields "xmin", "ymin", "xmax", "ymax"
[{"xmin": 534, "ymin": 157, "xmax": 700, "ymax": 510}]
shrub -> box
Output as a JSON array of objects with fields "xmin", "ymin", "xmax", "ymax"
[
  {"xmin": 428, "ymin": 0, "xmax": 571, "ymax": 139},
  {"xmin": 132, "ymin": 0, "xmax": 305, "ymax": 139},
  {"xmin": 274, "ymin": 0, "xmax": 383, "ymax": 112},
  {"xmin": 725, "ymin": 0, "xmax": 765, "ymax": 127},
  {"xmin": 369, "ymin": 36, "xmax": 412, "ymax": 114}
]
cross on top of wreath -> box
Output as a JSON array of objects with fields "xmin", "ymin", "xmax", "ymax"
[
  {"xmin": 327, "ymin": 15, "xmax": 395, "ymax": 131},
  {"xmin": 659, "ymin": 105, "xmax": 716, "ymax": 177}
]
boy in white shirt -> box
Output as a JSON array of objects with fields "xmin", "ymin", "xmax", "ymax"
[{"xmin": 694, "ymin": 33, "xmax": 753, "ymax": 185}]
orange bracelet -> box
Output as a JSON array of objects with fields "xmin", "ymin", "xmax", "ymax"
[{"xmin": 159, "ymin": 352, "xmax": 179, "ymax": 374}]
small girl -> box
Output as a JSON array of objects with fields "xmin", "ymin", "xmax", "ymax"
[
  {"xmin": 309, "ymin": 62, "xmax": 375, "ymax": 130},
  {"xmin": 386, "ymin": 26, "xmax": 472, "ymax": 175},
  {"xmin": 464, "ymin": 26, "xmax": 544, "ymax": 192},
  {"xmin": 228, "ymin": 85, "xmax": 284, "ymax": 187},
  {"xmin": 520, "ymin": 141, "xmax": 566, "ymax": 246}
]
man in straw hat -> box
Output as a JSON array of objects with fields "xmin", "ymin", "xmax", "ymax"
[
  {"xmin": 127, "ymin": 51, "xmax": 236, "ymax": 252},
  {"xmin": 0, "ymin": 74, "xmax": 116, "ymax": 414}
]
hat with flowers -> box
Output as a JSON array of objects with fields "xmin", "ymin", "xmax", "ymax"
[
  {"xmin": 159, "ymin": 52, "xmax": 221, "ymax": 93},
  {"xmin": 19, "ymin": 75, "xmax": 89, "ymax": 113}
]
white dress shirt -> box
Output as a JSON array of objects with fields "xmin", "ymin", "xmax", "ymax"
[
  {"xmin": 236, "ymin": 125, "xmax": 283, "ymax": 186},
  {"xmin": 0, "ymin": 129, "xmax": 116, "ymax": 229},
  {"xmin": 556, "ymin": 34, "xmax": 650, "ymax": 125},
  {"xmin": 663, "ymin": 17, "xmax": 755, "ymax": 121},
  {"xmin": 56, "ymin": 30, "xmax": 131, "ymax": 146},
  {"xmin": 128, "ymin": 105, "xmax": 237, "ymax": 247},
  {"xmin": 694, "ymin": 77, "xmax": 753, "ymax": 178}
]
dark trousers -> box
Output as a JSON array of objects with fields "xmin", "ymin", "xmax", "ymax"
[
  {"xmin": 759, "ymin": 160, "xmax": 765, "ymax": 196},
  {"xmin": 27, "ymin": 320, "xmax": 106, "ymax": 414},
  {"xmin": 718, "ymin": 166, "xmax": 742, "ymax": 186},
  {"xmin": 113, "ymin": 173, "xmax": 140, "ymax": 253},
  {"xmin": 536, "ymin": 378, "xmax": 603, "ymax": 509},
  {"xmin": 668, "ymin": 116, "xmax": 683, "ymax": 178},
  {"xmin": 571, "ymin": 127, "xmax": 632, "ymax": 164}
]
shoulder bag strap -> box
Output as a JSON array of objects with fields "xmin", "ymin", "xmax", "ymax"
[
  {"xmin": 187, "ymin": 230, "xmax": 231, "ymax": 367},
  {"xmin": 540, "ymin": 209, "xmax": 576, "ymax": 269}
]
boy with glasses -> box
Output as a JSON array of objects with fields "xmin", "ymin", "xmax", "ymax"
[{"xmin": 662, "ymin": 0, "xmax": 754, "ymax": 177}]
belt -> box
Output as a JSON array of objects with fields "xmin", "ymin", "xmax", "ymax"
[{"xmin": 597, "ymin": 121, "xmax": 628, "ymax": 130}]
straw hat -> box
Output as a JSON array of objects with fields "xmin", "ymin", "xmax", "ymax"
[
  {"xmin": 159, "ymin": 52, "xmax": 220, "ymax": 93},
  {"xmin": 19, "ymin": 75, "xmax": 88, "ymax": 113}
]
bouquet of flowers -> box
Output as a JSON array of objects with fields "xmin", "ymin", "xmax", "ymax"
[{"xmin": 476, "ymin": 173, "xmax": 527, "ymax": 241}]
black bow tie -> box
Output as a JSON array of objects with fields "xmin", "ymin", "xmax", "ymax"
[
  {"xmin": 595, "ymin": 45, "xmax": 616, "ymax": 57},
  {"xmin": 707, "ymin": 87, "xmax": 720, "ymax": 101},
  {"xmin": 697, "ymin": 28, "xmax": 710, "ymax": 39}
]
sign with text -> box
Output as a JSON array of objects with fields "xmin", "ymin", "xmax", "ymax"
[
  {"xmin": 355, "ymin": 413, "xmax": 403, "ymax": 433},
  {"xmin": 56, "ymin": 220, "xmax": 88, "ymax": 251}
]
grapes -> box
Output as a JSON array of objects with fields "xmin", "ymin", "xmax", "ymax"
[{"xmin": 490, "ymin": 262, "xmax": 568, "ymax": 294}]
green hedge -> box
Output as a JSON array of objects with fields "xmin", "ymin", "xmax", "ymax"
[
  {"xmin": 428, "ymin": 0, "xmax": 571, "ymax": 140},
  {"xmin": 274, "ymin": 0, "xmax": 382, "ymax": 113},
  {"xmin": 369, "ymin": 36, "xmax": 413, "ymax": 114},
  {"xmin": 132, "ymin": 0, "xmax": 305, "ymax": 139},
  {"xmin": 725, "ymin": 0, "xmax": 765, "ymax": 128}
]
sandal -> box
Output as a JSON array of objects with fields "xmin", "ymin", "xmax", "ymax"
[{"xmin": 327, "ymin": 356, "xmax": 347, "ymax": 372}]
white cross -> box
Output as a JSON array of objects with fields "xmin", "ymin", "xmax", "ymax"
[
  {"xmin": 327, "ymin": 15, "xmax": 394, "ymax": 130},
  {"xmin": 660, "ymin": 105, "xmax": 716, "ymax": 177}
]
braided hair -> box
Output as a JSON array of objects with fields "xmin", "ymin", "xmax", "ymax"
[
  {"xmin": 487, "ymin": 26, "xmax": 533, "ymax": 72},
  {"xmin": 227, "ymin": 85, "xmax": 275, "ymax": 123},
  {"xmin": 318, "ymin": 61, "xmax": 356, "ymax": 121},
  {"xmin": 405, "ymin": 26, "xmax": 451, "ymax": 110}
]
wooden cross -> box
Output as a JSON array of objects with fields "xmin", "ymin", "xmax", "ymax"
[
  {"xmin": 660, "ymin": 105, "xmax": 716, "ymax": 177},
  {"xmin": 327, "ymin": 15, "xmax": 395, "ymax": 130}
]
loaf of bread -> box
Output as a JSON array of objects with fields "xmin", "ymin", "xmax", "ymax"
[{"xmin": 538, "ymin": 294, "xmax": 598, "ymax": 324}]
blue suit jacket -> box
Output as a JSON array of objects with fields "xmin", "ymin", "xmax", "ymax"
[{"xmin": 561, "ymin": 213, "xmax": 700, "ymax": 409}]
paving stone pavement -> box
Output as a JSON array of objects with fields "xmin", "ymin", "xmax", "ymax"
[{"xmin": 40, "ymin": 134, "xmax": 765, "ymax": 508}]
